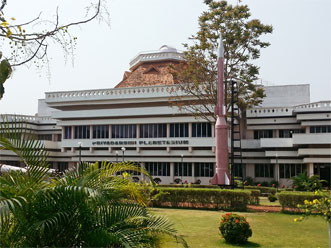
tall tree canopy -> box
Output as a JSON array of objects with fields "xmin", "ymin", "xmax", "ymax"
[
  {"xmin": 0, "ymin": 0, "xmax": 110, "ymax": 100},
  {"xmin": 172, "ymin": 0, "xmax": 273, "ymax": 121}
]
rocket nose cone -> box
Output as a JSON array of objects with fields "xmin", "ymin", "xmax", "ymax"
[{"xmin": 218, "ymin": 33, "xmax": 224, "ymax": 59}]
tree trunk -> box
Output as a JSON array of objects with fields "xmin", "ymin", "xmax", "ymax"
[{"xmin": 328, "ymin": 222, "xmax": 331, "ymax": 248}]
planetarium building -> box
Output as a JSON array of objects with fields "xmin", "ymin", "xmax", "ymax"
[{"xmin": 1, "ymin": 46, "xmax": 331, "ymax": 187}]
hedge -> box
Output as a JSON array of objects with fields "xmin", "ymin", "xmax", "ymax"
[
  {"xmin": 157, "ymin": 184, "xmax": 219, "ymax": 189},
  {"xmin": 248, "ymin": 190, "xmax": 260, "ymax": 205},
  {"xmin": 153, "ymin": 188, "xmax": 251, "ymax": 211},
  {"xmin": 277, "ymin": 191, "xmax": 323, "ymax": 211},
  {"xmin": 244, "ymin": 186, "xmax": 276, "ymax": 196}
]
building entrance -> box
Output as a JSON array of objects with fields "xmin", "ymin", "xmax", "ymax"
[{"xmin": 314, "ymin": 164, "xmax": 331, "ymax": 188}]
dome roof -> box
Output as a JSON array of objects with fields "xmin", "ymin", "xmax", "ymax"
[{"xmin": 159, "ymin": 45, "xmax": 177, "ymax": 53}]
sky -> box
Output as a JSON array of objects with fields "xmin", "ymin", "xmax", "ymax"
[{"xmin": 0, "ymin": 0, "xmax": 330, "ymax": 115}]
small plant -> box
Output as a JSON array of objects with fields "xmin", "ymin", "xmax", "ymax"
[
  {"xmin": 219, "ymin": 213, "xmax": 252, "ymax": 244},
  {"xmin": 268, "ymin": 194, "xmax": 277, "ymax": 202},
  {"xmin": 291, "ymin": 173, "xmax": 326, "ymax": 191}
]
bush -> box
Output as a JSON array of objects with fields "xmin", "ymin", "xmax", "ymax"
[
  {"xmin": 291, "ymin": 173, "xmax": 325, "ymax": 191},
  {"xmin": 219, "ymin": 213, "xmax": 252, "ymax": 244},
  {"xmin": 244, "ymin": 186, "xmax": 276, "ymax": 196},
  {"xmin": 268, "ymin": 194, "xmax": 277, "ymax": 202},
  {"xmin": 153, "ymin": 188, "xmax": 251, "ymax": 211},
  {"xmin": 157, "ymin": 184, "xmax": 219, "ymax": 189},
  {"xmin": 248, "ymin": 190, "xmax": 260, "ymax": 205},
  {"xmin": 277, "ymin": 191, "xmax": 323, "ymax": 211}
]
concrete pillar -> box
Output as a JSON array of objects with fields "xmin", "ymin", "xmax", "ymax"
[
  {"xmin": 308, "ymin": 163, "xmax": 314, "ymax": 177},
  {"xmin": 61, "ymin": 126, "xmax": 65, "ymax": 139},
  {"xmin": 275, "ymin": 129, "xmax": 279, "ymax": 138},
  {"xmin": 166, "ymin": 123, "xmax": 170, "ymax": 138},
  {"xmin": 136, "ymin": 124, "xmax": 140, "ymax": 138},
  {"xmin": 170, "ymin": 162, "xmax": 175, "ymax": 181},
  {"xmin": 305, "ymin": 126, "xmax": 310, "ymax": 133},
  {"xmin": 71, "ymin": 126, "xmax": 75, "ymax": 139},
  {"xmin": 211, "ymin": 123, "xmax": 215, "ymax": 137},
  {"xmin": 191, "ymin": 163, "xmax": 195, "ymax": 182},
  {"xmin": 90, "ymin": 125, "xmax": 93, "ymax": 139},
  {"xmin": 189, "ymin": 123, "xmax": 192, "ymax": 138},
  {"xmin": 274, "ymin": 163, "xmax": 280, "ymax": 182}
]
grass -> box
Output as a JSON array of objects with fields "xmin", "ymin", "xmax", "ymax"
[
  {"xmin": 152, "ymin": 208, "xmax": 328, "ymax": 248},
  {"xmin": 259, "ymin": 196, "xmax": 280, "ymax": 206}
]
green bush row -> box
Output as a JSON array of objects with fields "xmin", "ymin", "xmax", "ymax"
[
  {"xmin": 153, "ymin": 188, "xmax": 251, "ymax": 211},
  {"xmin": 248, "ymin": 190, "xmax": 260, "ymax": 205},
  {"xmin": 277, "ymin": 191, "xmax": 323, "ymax": 211},
  {"xmin": 244, "ymin": 186, "xmax": 276, "ymax": 195},
  {"xmin": 157, "ymin": 184, "xmax": 219, "ymax": 188}
]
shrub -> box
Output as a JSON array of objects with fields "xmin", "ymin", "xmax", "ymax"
[
  {"xmin": 157, "ymin": 184, "xmax": 219, "ymax": 189},
  {"xmin": 248, "ymin": 190, "xmax": 260, "ymax": 205},
  {"xmin": 244, "ymin": 177, "xmax": 254, "ymax": 186},
  {"xmin": 268, "ymin": 194, "xmax": 277, "ymax": 202},
  {"xmin": 277, "ymin": 191, "xmax": 323, "ymax": 211},
  {"xmin": 291, "ymin": 173, "xmax": 326, "ymax": 191},
  {"xmin": 219, "ymin": 213, "xmax": 252, "ymax": 244},
  {"xmin": 153, "ymin": 188, "xmax": 250, "ymax": 211},
  {"xmin": 244, "ymin": 186, "xmax": 276, "ymax": 195}
]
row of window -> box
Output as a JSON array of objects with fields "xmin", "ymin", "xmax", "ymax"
[
  {"xmin": 144, "ymin": 162, "xmax": 214, "ymax": 177},
  {"xmin": 254, "ymin": 164, "xmax": 306, "ymax": 178},
  {"xmin": 254, "ymin": 129, "xmax": 306, "ymax": 139},
  {"xmin": 64, "ymin": 123, "xmax": 213, "ymax": 139},
  {"xmin": 310, "ymin": 126, "xmax": 331, "ymax": 133}
]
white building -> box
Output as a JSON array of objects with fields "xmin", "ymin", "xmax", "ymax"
[{"xmin": 1, "ymin": 46, "xmax": 330, "ymax": 187}]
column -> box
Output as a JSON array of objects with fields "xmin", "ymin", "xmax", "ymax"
[
  {"xmin": 274, "ymin": 163, "xmax": 279, "ymax": 182},
  {"xmin": 166, "ymin": 123, "xmax": 170, "ymax": 138},
  {"xmin": 189, "ymin": 123, "xmax": 192, "ymax": 138},
  {"xmin": 90, "ymin": 125, "xmax": 93, "ymax": 139},
  {"xmin": 136, "ymin": 124, "xmax": 140, "ymax": 153},
  {"xmin": 191, "ymin": 162, "xmax": 195, "ymax": 183},
  {"xmin": 211, "ymin": 123, "xmax": 215, "ymax": 137},
  {"xmin": 108, "ymin": 125, "xmax": 112, "ymax": 152},
  {"xmin": 170, "ymin": 162, "xmax": 175, "ymax": 181},
  {"xmin": 308, "ymin": 163, "xmax": 314, "ymax": 177},
  {"xmin": 71, "ymin": 126, "xmax": 75, "ymax": 139}
]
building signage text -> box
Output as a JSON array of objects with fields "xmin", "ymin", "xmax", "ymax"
[{"xmin": 91, "ymin": 140, "xmax": 189, "ymax": 146}]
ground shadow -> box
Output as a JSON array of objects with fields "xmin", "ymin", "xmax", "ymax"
[{"xmin": 219, "ymin": 240, "xmax": 261, "ymax": 247}]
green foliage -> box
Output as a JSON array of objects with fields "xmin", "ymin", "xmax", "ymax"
[
  {"xmin": 172, "ymin": 0, "xmax": 273, "ymax": 121},
  {"xmin": 157, "ymin": 184, "xmax": 219, "ymax": 188},
  {"xmin": 291, "ymin": 173, "xmax": 325, "ymax": 192},
  {"xmin": 0, "ymin": 55, "xmax": 12, "ymax": 100},
  {"xmin": 219, "ymin": 213, "xmax": 252, "ymax": 244},
  {"xmin": 0, "ymin": 118, "xmax": 187, "ymax": 248},
  {"xmin": 245, "ymin": 186, "xmax": 276, "ymax": 195},
  {"xmin": 153, "ymin": 188, "xmax": 251, "ymax": 211},
  {"xmin": 248, "ymin": 190, "xmax": 260, "ymax": 205},
  {"xmin": 295, "ymin": 191, "xmax": 331, "ymax": 223},
  {"xmin": 277, "ymin": 191, "xmax": 323, "ymax": 211},
  {"xmin": 268, "ymin": 194, "xmax": 278, "ymax": 202}
]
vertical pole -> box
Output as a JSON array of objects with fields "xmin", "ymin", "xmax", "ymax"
[{"xmin": 181, "ymin": 154, "xmax": 184, "ymax": 183}]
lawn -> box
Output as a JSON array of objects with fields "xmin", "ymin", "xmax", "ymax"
[
  {"xmin": 152, "ymin": 208, "xmax": 328, "ymax": 248},
  {"xmin": 259, "ymin": 196, "xmax": 280, "ymax": 206}
]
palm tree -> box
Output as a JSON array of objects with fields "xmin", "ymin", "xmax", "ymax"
[{"xmin": 0, "ymin": 116, "xmax": 187, "ymax": 247}]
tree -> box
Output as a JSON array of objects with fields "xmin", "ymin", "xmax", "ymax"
[
  {"xmin": 172, "ymin": 0, "xmax": 273, "ymax": 122},
  {"xmin": 0, "ymin": 0, "xmax": 110, "ymax": 100},
  {"xmin": 0, "ymin": 117, "xmax": 187, "ymax": 247}
]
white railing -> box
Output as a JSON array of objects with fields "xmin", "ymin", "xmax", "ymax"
[
  {"xmin": 0, "ymin": 114, "xmax": 55, "ymax": 123},
  {"xmin": 293, "ymin": 101, "xmax": 331, "ymax": 111},
  {"xmin": 129, "ymin": 51, "xmax": 183, "ymax": 68},
  {"xmin": 45, "ymin": 84, "xmax": 185, "ymax": 101}
]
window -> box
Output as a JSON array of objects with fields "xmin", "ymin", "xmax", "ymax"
[
  {"xmin": 112, "ymin": 124, "xmax": 136, "ymax": 138},
  {"xmin": 192, "ymin": 123, "xmax": 212, "ymax": 137},
  {"xmin": 145, "ymin": 162, "xmax": 170, "ymax": 176},
  {"xmin": 58, "ymin": 162, "xmax": 68, "ymax": 172},
  {"xmin": 74, "ymin": 126, "xmax": 90, "ymax": 139},
  {"xmin": 93, "ymin": 125, "xmax": 109, "ymax": 139},
  {"xmin": 194, "ymin": 163, "xmax": 214, "ymax": 177},
  {"xmin": 310, "ymin": 126, "xmax": 331, "ymax": 133},
  {"xmin": 170, "ymin": 123, "xmax": 189, "ymax": 137},
  {"xmin": 279, "ymin": 129, "xmax": 304, "ymax": 138},
  {"xmin": 140, "ymin": 124, "xmax": 166, "ymax": 138},
  {"xmin": 38, "ymin": 134, "xmax": 52, "ymax": 141},
  {"xmin": 175, "ymin": 162, "xmax": 192, "ymax": 177},
  {"xmin": 232, "ymin": 164, "xmax": 243, "ymax": 177},
  {"xmin": 255, "ymin": 164, "xmax": 274, "ymax": 178},
  {"xmin": 64, "ymin": 126, "xmax": 72, "ymax": 139},
  {"xmin": 279, "ymin": 164, "xmax": 306, "ymax": 178},
  {"xmin": 254, "ymin": 130, "xmax": 273, "ymax": 139}
]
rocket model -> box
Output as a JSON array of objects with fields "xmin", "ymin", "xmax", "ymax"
[{"xmin": 211, "ymin": 32, "xmax": 231, "ymax": 185}]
